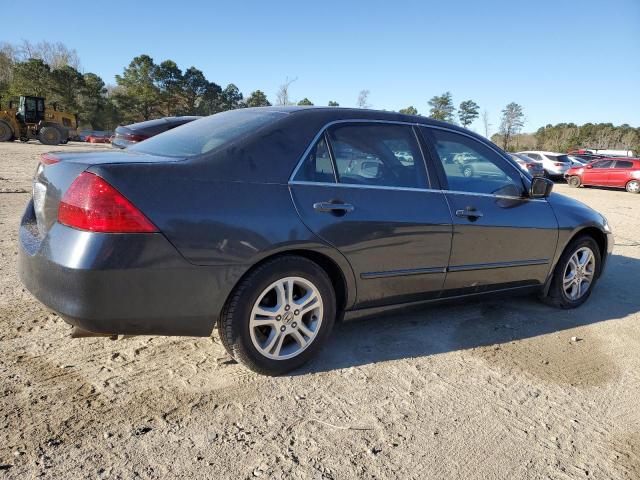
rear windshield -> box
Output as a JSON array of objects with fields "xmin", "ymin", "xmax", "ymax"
[
  {"xmin": 547, "ymin": 154, "xmax": 571, "ymax": 163},
  {"xmin": 127, "ymin": 110, "xmax": 287, "ymax": 158}
]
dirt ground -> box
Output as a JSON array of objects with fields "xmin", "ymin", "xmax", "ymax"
[{"xmin": 1, "ymin": 141, "xmax": 639, "ymax": 479}]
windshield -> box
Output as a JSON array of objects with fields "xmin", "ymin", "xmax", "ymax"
[
  {"xmin": 547, "ymin": 154, "xmax": 571, "ymax": 163},
  {"xmin": 128, "ymin": 109, "xmax": 287, "ymax": 158}
]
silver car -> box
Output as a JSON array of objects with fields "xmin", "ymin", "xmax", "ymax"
[{"xmin": 517, "ymin": 151, "xmax": 571, "ymax": 177}]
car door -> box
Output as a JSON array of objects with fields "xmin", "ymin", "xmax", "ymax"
[
  {"xmin": 289, "ymin": 122, "xmax": 453, "ymax": 308},
  {"xmin": 582, "ymin": 160, "xmax": 614, "ymax": 186},
  {"xmin": 608, "ymin": 160, "xmax": 634, "ymax": 187},
  {"xmin": 421, "ymin": 127, "xmax": 558, "ymax": 295}
]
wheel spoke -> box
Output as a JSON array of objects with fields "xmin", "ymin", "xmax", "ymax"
[
  {"xmin": 291, "ymin": 330, "xmax": 307, "ymax": 348},
  {"xmin": 271, "ymin": 332, "xmax": 287, "ymax": 356},
  {"xmin": 563, "ymin": 270, "xmax": 576, "ymax": 287},
  {"xmin": 295, "ymin": 291, "xmax": 319, "ymax": 316},
  {"xmin": 286, "ymin": 279, "xmax": 294, "ymax": 304},
  {"xmin": 274, "ymin": 282, "xmax": 286, "ymax": 309},
  {"xmin": 250, "ymin": 318, "xmax": 278, "ymax": 328},
  {"xmin": 253, "ymin": 306, "xmax": 279, "ymax": 318},
  {"xmin": 297, "ymin": 322, "xmax": 314, "ymax": 338}
]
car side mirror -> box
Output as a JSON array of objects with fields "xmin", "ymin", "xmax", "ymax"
[{"xmin": 530, "ymin": 176, "xmax": 553, "ymax": 198}]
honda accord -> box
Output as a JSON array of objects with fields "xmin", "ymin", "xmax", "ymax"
[{"xmin": 18, "ymin": 107, "xmax": 614, "ymax": 374}]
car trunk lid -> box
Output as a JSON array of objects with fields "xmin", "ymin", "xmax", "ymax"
[{"xmin": 31, "ymin": 151, "xmax": 181, "ymax": 236}]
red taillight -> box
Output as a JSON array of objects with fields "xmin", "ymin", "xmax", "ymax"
[
  {"xmin": 58, "ymin": 172, "xmax": 158, "ymax": 233},
  {"xmin": 123, "ymin": 133, "xmax": 148, "ymax": 142},
  {"xmin": 40, "ymin": 153, "xmax": 60, "ymax": 165},
  {"xmin": 554, "ymin": 162, "xmax": 564, "ymax": 166},
  {"xmin": 526, "ymin": 163, "xmax": 536, "ymax": 168}
]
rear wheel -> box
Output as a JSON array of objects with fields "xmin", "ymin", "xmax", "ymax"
[
  {"xmin": 567, "ymin": 176, "xmax": 581, "ymax": 187},
  {"xmin": 626, "ymin": 180, "xmax": 640, "ymax": 194},
  {"xmin": 38, "ymin": 126, "xmax": 63, "ymax": 145},
  {"xmin": 541, "ymin": 235, "xmax": 601, "ymax": 309},
  {"xmin": 0, "ymin": 120, "xmax": 13, "ymax": 142},
  {"xmin": 218, "ymin": 256, "xmax": 336, "ymax": 375}
]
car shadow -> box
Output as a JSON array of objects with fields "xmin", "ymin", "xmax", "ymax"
[{"xmin": 297, "ymin": 253, "xmax": 639, "ymax": 374}]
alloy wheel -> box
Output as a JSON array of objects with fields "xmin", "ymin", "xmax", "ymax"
[
  {"xmin": 627, "ymin": 180, "xmax": 640, "ymax": 193},
  {"xmin": 249, "ymin": 276, "xmax": 323, "ymax": 360},
  {"xmin": 563, "ymin": 247, "xmax": 596, "ymax": 301}
]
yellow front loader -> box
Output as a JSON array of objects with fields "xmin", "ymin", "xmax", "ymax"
[{"xmin": 0, "ymin": 96, "xmax": 78, "ymax": 145}]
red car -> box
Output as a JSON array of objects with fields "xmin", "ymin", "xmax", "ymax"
[
  {"xmin": 565, "ymin": 157, "xmax": 640, "ymax": 193},
  {"xmin": 85, "ymin": 134, "xmax": 111, "ymax": 144}
]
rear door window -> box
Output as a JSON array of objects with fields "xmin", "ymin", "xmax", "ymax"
[
  {"xmin": 293, "ymin": 135, "xmax": 336, "ymax": 183},
  {"xmin": 614, "ymin": 160, "xmax": 634, "ymax": 169},
  {"xmin": 525, "ymin": 153, "xmax": 542, "ymax": 161}
]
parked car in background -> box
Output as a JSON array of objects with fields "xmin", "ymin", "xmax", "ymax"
[
  {"xmin": 568, "ymin": 153, "xmax": 604, "ymax": 164},
  {"xmin": 509, "ymin": 153, "xmax": 545, "ymax": 177},
  {"xmin": 85, "ymin": 133, "xmax": 112, "ymax": 144},
  {"xmin": 565, "ymin": 157, "xmax": 640, "ymax": 193},
  {"xmin": 112, "ymin": 116, "xmax": 201, "ymax": 149},
  {"xmin": 517, "ymin": 151, "xmax": 571, "ymax": 178}
]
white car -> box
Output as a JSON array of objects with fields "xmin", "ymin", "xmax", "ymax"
[{"xmin": 517, "ymin": 151, "xmax": 572, "ymax": 177}]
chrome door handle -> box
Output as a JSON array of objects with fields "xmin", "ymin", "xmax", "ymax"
[
  {"xmin": 313, "ymin": 201, "xmax": 355, "ymax": 214},
  {"xmin": 456, "ymin": 207, "xmax": 483, "ymax": 219}
]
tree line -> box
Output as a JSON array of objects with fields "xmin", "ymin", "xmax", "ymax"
[{"xmin": 1, "ymin": 40, "xmax": 637, "ymax": 153}]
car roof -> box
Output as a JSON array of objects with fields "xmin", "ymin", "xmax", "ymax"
[
  {"xmin": 518, "ymin": 150, "xmax": 565, "ymax": 155},
  {"xmin": 249, "ymin": 106, "xmax": 484, "ymax": 137}
]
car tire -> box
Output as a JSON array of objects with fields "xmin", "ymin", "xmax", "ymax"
[
  {"xmin": 567, "ymin": 176, "xmax": 581, "ymax": 188},
  {"xmin": 218, "ymin": 255, "xmax": 336, "ymax": 375},
  {"xmin": 541, "ymin": 235, "xmax": 601, "ymax": 309},
  {"xmin": 38, "ymin": 126, "xmax": 62, "ymax": 145},
  {"xmin": 625, "ymin": 180, "xmax": 640, "ymax": 194},
  {"xmin": 0, "ymin": 120, "xmax": 14, "ymax": 141}
]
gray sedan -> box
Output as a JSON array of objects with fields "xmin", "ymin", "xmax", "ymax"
[{"xmin": 18, "ymin": 107, "xmax": 613, "ymax": 374}]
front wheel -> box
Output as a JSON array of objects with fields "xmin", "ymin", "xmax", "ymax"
[
  {"xmin": 541, "ymin": 235, "xmax": 601, "ymax": 309},
  {"xmin": 38, "ymin": 126, "xmax": 62, "ymax": 145},
  {"xmin": 626, "ymin": 180, "xmax": 640, "ymax": 194},
  {"xmin": 218, "ymin": 256, "xmax": 336, "ymax": 375}
]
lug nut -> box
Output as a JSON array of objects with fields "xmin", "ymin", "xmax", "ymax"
[
  {"xmin": 294, "ymin": 310, "xmax": 300, "ymax": 315},
  {"xmin": 285, "ymin": 305, "xmax": 290, "ymax": 311},
  {"xmin": 280, "ymin": 326, "xmax": 286, "ymax": 332},
  {"xmin": 292, "ymin": 322, "xmax": 297, "ymax": 328},
  {"xmin": 276, "ymin": 315, "xmax": 281, "ymax": 321}
]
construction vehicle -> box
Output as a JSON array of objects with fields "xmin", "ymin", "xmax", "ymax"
[{"xmin": 0, "ymin": 96, "xmax": 78, "ymax": 145}]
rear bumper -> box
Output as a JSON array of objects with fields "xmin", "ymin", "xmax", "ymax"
[{"xmin": 18, "ymin": 200, "xmax": 242, "ymax": 336}]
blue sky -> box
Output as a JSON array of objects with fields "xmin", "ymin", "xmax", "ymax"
[{"xmin": 2, "ymin": 0, "xmax": 639, "ymax": 133}]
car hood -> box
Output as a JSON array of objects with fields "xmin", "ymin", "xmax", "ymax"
[{"xmin": 546, "ymin": 191, "xmax": 607, "ymax": 227}]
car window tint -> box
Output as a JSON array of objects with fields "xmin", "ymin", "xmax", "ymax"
[
  {"xmin": 327, "ymin": 124, "xmax": 427, "ymax": 188},
  {"xmin": 426, "ymin": 128, "xmax": 524, "ymax": 197},
  {"xmin": 615, "ymin": 160, "xmax": 634, "ymax": 169},
  {"xmin": 293, "ymin": 136, "xmax": 336, "ymax": 183},
  {"xmin": 592, "ymin": 160, "xmax": 614, "ymax": 169}
]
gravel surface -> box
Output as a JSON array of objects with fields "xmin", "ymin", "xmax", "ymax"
[{"xmin": 1, "ymin": 141, "xmax": 639, "ymax": 479}]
